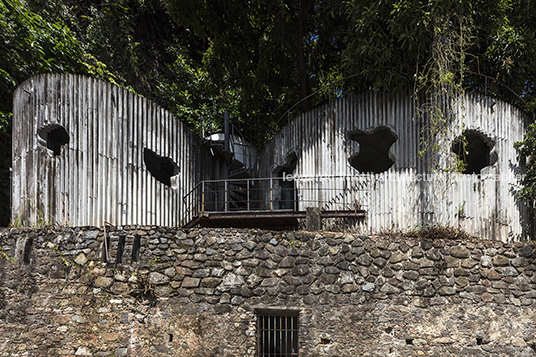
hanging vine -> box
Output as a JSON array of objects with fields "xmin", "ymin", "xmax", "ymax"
[{"xmin": 415, "ymin": 10, "xmax": 474, "ymax": 173}]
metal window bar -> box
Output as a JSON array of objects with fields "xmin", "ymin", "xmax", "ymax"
[{"xmin": 257, "ymin": 313, "xmax": 299, "ymax": 357}]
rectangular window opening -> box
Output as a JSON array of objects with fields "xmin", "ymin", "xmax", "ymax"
[
  {"xmin": 256, "ymin": 309, "xmax": 299, "ymax": 357},
  {"xmin": 116, "ymin": 235, "xmax": 126, "ymax": 264},
  {"xmin": 131, "ymin": 234, "xmax": 141, "ymax": 262},
  {"xmin": 23, "ymin": 237, "xmax": 33, "ymax": 264}
]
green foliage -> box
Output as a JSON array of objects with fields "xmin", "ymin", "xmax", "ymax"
[
  {"xmin": 0, "ymin": 245, "xmax": 9, "ymax": 260},
  {"xmin": 0, "ymin": 0, "xmax": 113, "ymax": 100},
  {"xmin": 152, "ymin": 45, "xmax": 231, "ymax": 135},
  {"xmin": 342, "ymin": 0, "xmax": 431, "ymax": 92},
  {"xmin": 50, "ymin": 245, "xmax": 70, "ymax": 267},
  {"xmin": 342, "ymin": 0, "xmax": 536, "ymax": 105},
  {"xmin": 0, "ymin": 0, "xmax": 111, "ymax": 226},
  {"xmin": 515, "ymin": 122, "xmax": 536, "ymax": 200},
  {"xmin": 165, "ymin": 0, "xmax": 349, "ymax": 144},
  {"xmin": 415, "ymin": 8, "xmax": 473, "ymax": 173},
  {"xmin": 467, "ymin": 0, "xmax": 536, "ymax": 108}
]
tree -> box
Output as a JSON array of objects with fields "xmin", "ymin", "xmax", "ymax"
[
  {"xmin": 164, "ymin": 0, "xmax": 349, "ymax": 144},
  {"xmin": 342, "ymin": 1, "xmax": 536, "ymax": 102}
]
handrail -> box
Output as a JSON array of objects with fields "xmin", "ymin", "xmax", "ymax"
[
  {"xmin": 182, "ymin": 175, "xmax": 371, "ymax": 226},
  {"xmin": 188, "ymin": 174, "xmax": 376, "ymax": 185}
]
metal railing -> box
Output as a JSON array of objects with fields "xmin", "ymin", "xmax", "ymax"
[{"xmin": 182, "ymin": 175, "xmax": 370, "ymax": 223}]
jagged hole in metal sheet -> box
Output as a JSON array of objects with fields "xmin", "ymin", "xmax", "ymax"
[
  {"xmin": 452, "ymin": 130, "xmax": 494, "ymax": 174},
  {"xmin": 348, "ymin": 127, "xmax": 397, "ymax": 173},
  {"xmin": 143, "ymin": 148, "xmax": 179, "ymax": 187},
  {"xmin": 37, "ymin": 124, "xmax": 69, "ymax": 156}
]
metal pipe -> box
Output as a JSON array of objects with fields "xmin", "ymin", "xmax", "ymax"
[
  {"xmin": 201, "ymin": 181, "xmax": 205, "ymax": 212},
  {"xmin": 247, "ymin": 179, "xmax": 250, "ymax": 211},
  {"xmin": 225, "ymin": 180, "xmax": 229, "ymax": 212},
  {"xmin": 224, "ymin": 110, "xmax": 230, "ymax": 153},
  {"xmin": 270, "ymin": 177, "xmax": 273, "ymax": 211}
]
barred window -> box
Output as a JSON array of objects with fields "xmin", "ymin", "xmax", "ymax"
[{"xmin": 256, "ymin": 309, "xmax": 299, "ymax": 357}]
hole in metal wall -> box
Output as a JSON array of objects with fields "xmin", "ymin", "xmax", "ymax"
[
  {"xmin": 348, "ymin": 126, "xmax": 397, "ymax": 173},
  {"xmin": 406, "ymin": 338, "xmax": 414, "ymax": 345},
  {"xmin": 452, "ymin": 130, "xmax": 495, "ymax": 174},
  {"xmin": 131, "ymin": 235, "xmax": 141, "ymax": 262},
  {"xmin": 37, "ymin": 124, "xmax": 69, "ymax": 156},
  {"xmin": 143, "ymin": 148, "xmax": 179, "ymax": 187}
]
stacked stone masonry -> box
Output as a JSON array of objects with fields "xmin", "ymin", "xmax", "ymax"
[{"xmin": 1, "ymin": 226, "xmax": 536, "ymax": 356}]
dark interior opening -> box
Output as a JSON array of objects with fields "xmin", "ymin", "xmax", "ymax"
[
  {"xmin": 256, "ymin": 309, "xmax": 299, "ymax": 357},
  {"xmin": 23, "ymin": 237, "xmax": 33, "ymax": 264},
  {"xmin": 38, "ymin": 124, "xmax": 69, "ymax": 156},
  {"xmin": 406, "ymin": 338, "xmax": 414, "ymax": 345},
  {"xmin": 143, "ymin": 148, "xmax": 179, "ymax": 187},
  {"xmin": 274, "ymin": 153, "xmax": 298, "ymax": 210},
  {"xmin": 131, "ymin": 234, "xmax": 141, "ymax": 262},
  {"xmin": 348, "ymin": 127, "xmax": 397, "ymax": 173},
  {"xmin": 452, "ymin": 130, "xmax": 494, "ymax": 174},
  {"xmin": 116, "ymin": 235, "xmax": 126, "ymax": 264}
]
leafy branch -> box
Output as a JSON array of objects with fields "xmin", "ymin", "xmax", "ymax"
[{"xmin": 414, "ymin": 10, "xmax": 473, "ymax": 173}]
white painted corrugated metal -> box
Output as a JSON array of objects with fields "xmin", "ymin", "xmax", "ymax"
[
  {"xmin": 259, "ymin": 91, "xmax": 531, "ymax": 242},
  {"xmin": 12, "ymin": 74, "xmax": 221, "ymax": 227},
  {"xmin": 12, "ymin": 75, "xmax": 531, "ymax": 241}
]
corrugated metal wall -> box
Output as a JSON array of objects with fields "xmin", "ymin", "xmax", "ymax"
[
  {"xmin": 12, "ymin": 74, "xmax": 221, "ymax": 227},
  {"xmin": 12, "ymin": 75, "xmax": 531, "ymax": 241},
  {"xmin": 259, "ymin": 91, "xmax": 531, "ymax": 242}
]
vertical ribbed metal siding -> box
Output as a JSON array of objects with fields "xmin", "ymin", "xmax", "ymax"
[
  {"xmin": 259, "ymin": 91, "xmax": 530, "ymax": 242},
  {"xmin": 13, "ymin": 75, "xmax": 530, "ymax": 240},
  {"xmin": 12, "ymin": 74, "xmax": 217, "ymax": 227}
]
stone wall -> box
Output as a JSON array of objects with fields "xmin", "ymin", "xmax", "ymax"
[{"xmin": 1, "ymin": 226, "xmax": 536, "ymax": 356}]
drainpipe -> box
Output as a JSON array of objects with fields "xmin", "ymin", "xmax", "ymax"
[
  {"xmin": 224, "ymin": 110, "xmax": 230, "ymax": 153},
  {"xmin": 9, "ymin": 167, "xmax": 12, "ymax": 222},
  {"xmin": 224, "ymin": 110, "xmax": 231, "ymax": 210}
]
